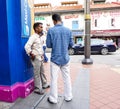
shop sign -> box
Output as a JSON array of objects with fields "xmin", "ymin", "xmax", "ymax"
[
  {"xmin": 64, "ymin": 15, "xmax": 78, "ymax": 19},
  {"xmin": 35, "ymin": 16, "xmax": 45, "ymax": 21},
  {"xmin": 72, "ymin": 30, "xmax": 84, "ymax": 36},
  {"xmin": 21, "ymin": 0, "xmax": 31, "ymax": 37}
]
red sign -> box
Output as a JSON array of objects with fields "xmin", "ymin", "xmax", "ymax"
[{"xmin": 64, "ymin": 15, "xmax": 78, "ymax": 19}]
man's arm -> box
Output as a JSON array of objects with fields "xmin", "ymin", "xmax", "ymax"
[
  {"xmin": 24, "ymin": 36, "xmax": 35, "ymax": 55},
  {"xmin": 69, "ymin": 31, "xmax": 74, "ymax": 48},
  {"xmin": 46, "ymin": 30, "xmax": 52, "ymax": 48},
  {"xmin": 24, "ymin": 36, "xmax": 36, "ymax": 60}
]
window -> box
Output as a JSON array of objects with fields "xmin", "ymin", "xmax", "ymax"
[
  {"xmin": 72, "ymin": 21, "xmax": 79, "ymax": 30},
  {"xmin": 95, "ymin": 19, "xmax": 97, "ymax": 27},
  {"xmin": 94, "ymin": 0, "xmax": 105, "ymax": 4},
  {"xmin": 111, "ymin": 18, "xmax": 115, "ymax": 26}
]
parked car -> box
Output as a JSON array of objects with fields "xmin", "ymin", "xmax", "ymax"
[{"xmin": 69, "ymin": 39, "xmax": 117, "ymax": 55}]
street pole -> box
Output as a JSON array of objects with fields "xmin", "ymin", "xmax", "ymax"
[{"xmin": 82, "ymin": 0, "xmax": 93, "ymax": 64}]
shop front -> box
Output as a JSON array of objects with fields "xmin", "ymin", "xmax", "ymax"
[{"xmin": 72, "ymin": 30, "xmax": 84, "ymax": 44}]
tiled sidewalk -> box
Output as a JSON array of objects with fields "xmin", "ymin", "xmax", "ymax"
[
  {"xmin": 90, "ymin": 64, "xmax": 120, "ymax": 109},
  {"xmin": 1, "ymin": 62, "xmax": 120, "ymax": 109},
  {"xmin": 10, "ymin": 62, "xmax": 89, "ymax": 109},
  {"xmin": 45, "ymin": 62, "xmax": 120, "ymax": 109}
]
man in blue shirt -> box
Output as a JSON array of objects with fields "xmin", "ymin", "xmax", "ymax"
[{"xmin": 46, "ymin": 14, "xmax": 74, "ymax": 104}]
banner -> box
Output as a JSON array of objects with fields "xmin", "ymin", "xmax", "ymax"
[{"xmin": 21, "ymin": 0, "xmax": 34, "ymax": 37}]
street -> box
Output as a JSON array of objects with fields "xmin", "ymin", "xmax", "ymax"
[
  {"xmin": 46, "ymin": 49, "xmax": 120, "ymax": 66},
  {"xmin": 70, "ymin": 49, "xmax": 120, "ymax": 66}
]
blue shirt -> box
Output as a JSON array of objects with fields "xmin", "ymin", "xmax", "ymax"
[{"xmin": 46, "ymin": 24, "xmax": 74, "ymax": 65}]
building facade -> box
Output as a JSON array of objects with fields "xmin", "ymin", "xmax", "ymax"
[{"xmin": 34, "ymin": 0, "xmax": 120, "ymax": 47}]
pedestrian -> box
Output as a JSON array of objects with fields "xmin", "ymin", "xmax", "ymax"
[
  {"xmin": 41, "ymin": 33, "xmax": 48, "ymax": 62},
  {"xmin": 46, "ymin": 14, "xmax": 74, "ymax": 104},
  {"xmin": 24, "ymin": 22, "xmax": 50, "ymax": 95}
]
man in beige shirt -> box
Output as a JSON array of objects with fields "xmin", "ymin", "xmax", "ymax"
[{"xmin": 25, "ymin": 22, "xmax": 50, "ymax": 95}]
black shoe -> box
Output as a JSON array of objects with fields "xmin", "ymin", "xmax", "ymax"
[
  {"xmin": 65, "ymin": 99, "xmax": 72, "ymax": 102},
  {"xmin": 42, "ymin": 84, "xmax": 50, "ymax": 89},
  {"xmin": 34, "ymin": 89, "xmax": 45, "ymax": 95},
  {"xmin": 47, "ymin": 98, "xmax": 56, "ymax": 104}
]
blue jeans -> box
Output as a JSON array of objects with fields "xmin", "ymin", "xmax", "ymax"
[{"xmin": 43, "ymin": 46, "xmax": 48, "ymax": 62}]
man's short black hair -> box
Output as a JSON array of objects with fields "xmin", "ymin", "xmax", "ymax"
[
  {"xmin": 33, "ymin": 22, "xmax": 43, "ymax": 31},
  {"xmin": 52, "ymin": 14, "xmax": 61, "ymax": 22}
]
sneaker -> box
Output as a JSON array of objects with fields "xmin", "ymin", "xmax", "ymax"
[
  {"xmin": 47, "ymin": 97, "xmax": 57, "ymax": 104},
  {"xmin": 42, "ymin": 84, "xmax": 50, "ymax": 89}
]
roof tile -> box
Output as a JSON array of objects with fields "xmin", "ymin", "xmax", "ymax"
[{"xmin": 34, "ymin": 2, "xmax": 120, "ymax": 13}]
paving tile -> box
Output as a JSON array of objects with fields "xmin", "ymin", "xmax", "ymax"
[
  {"xmin": 0, "ymin": 102, "xmax": 14, "ymax": 109},
  {"xmin": 35, "ymin": 107, "xmax": 46, "ymax": 109},
  {"xmin": 97, "ymin": 98, "xmax": 112, "ymax": 105},
  {"xmin": 114, "ymin": 99, "xmax": 120, "ymax": 105},
  {"xmin": 92, "ymin": 101, "xmax": 104, "ymax": 108},
  {"xmin": 10, "ymin": 104, "xmax": 32, "ymax": 109},
  {"xmin": 36, "ymin": 95, "xmax": 64, "ymax": 109},
  {"xmin": 10, "ymin": 93, "xmax": 45, "ymax": 109},
  {"xmin": 90, "ymin": 104, "xmax": 97, "ymax": 109},
  {"xmin": 90, "ymin": 98, "xmax": 96, "ymax": 103},
  {"xmin": 107, "ymin": 102, "xmax": 120, "ymax": 109},
  {"xmin": 99, "ymin": 105, "xmax": 112, "ymax": 109},
  {"xmin": 90, "ymin": 64, "xmax": 120, "ymax": 109},
  {"xmin": 61, "ymin": 99, "xmax": 89, "ymax": 109},
  {"xmin": 90, "ymin": 94, "xmax": 103, "ymax": 101},
  {"xmin": 97, "ymin": 92, "xmax": 111, "ymax": 98},
  {"xmin": 61, "ymin": 69, "xmax": 90, "ymax": 109}
]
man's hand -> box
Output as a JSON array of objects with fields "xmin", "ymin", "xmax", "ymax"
[
  {"xmin": 30, "ymin": 52, "xmax": 35, "ymax": 61},
  {"xmin": 41, "ymin": 55, "xmax": 44, "ymax": 60}
]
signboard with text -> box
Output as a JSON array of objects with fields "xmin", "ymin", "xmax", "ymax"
[{"xmin": 21, "ymin": 0, "xmax": 33, "ymax": 37}]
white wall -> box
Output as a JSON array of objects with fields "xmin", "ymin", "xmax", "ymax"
[
  {"xmin": 91, "ymin": 10, "xmax": 120, "ymax": 30},
  {"xmin": 34, "ymin": 0, "xmax": 82, "ymax": 6},
  {"xmin": 35, "ymin": 13, "xmax": 85, "ymax": 31},
  {"xmin": 78, "ymin": 0, "xmax": 84, "ymax": 5},
  {"xmin": 105, "ymin": 0, "xmax": 119, "ymax": 3},
  {"xmin": 61, "ymin": 13, "xmax": 84, "ymax": 30}
]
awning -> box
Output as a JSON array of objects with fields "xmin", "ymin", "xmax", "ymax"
[
  {"xmin": 91, "ymin": 30, "xmax": 120, "ymax": 37},
  {"xmin": 72, "ymin": 30, "xmax": 84, "ymax": 36}
]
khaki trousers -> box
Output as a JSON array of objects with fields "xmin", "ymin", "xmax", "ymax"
[{"xmin": 31, "ymin": 58, "xmax": 47, "ymax": 90}]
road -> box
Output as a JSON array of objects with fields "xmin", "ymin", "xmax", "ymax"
[
  {"xmin": 70, "ymin": 50, "xmax": 120, "ymax": 66},
  {"xmin": 46, "ymin": 49, "xmax": 120, "ymax": 66}
]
